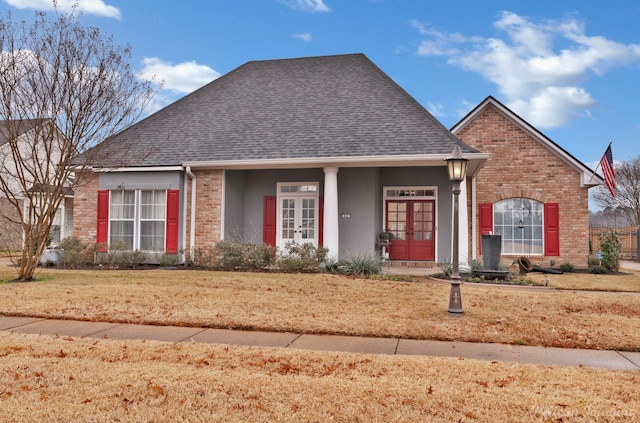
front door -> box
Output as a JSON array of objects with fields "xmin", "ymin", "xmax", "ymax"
[
  {"xmin": 278, "ymin": 196, "xmax": 318, "ymax": 247},
  {"xmin": 386, "ymin": 200, "xmax": 435, "ymax": 260}
]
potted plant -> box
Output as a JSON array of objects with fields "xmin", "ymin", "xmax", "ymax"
[{"xmin": 378, "ymin": 231, "xmax": 391, "ymax": 243}]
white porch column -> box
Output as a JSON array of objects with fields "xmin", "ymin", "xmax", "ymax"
[
  {"xmin": 323, "ymin": 166, "xmax": 339, "ymax": 256},
  {"xmin": 459, "ymin": 176, "xmax": 469, "ymax": 267}
]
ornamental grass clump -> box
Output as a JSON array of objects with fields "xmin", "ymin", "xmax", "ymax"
[{"xmin": 323, "ymin": 253, "xmax": 382, "ymax": 278}]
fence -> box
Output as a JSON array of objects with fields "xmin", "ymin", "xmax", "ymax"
[{"xmin": 589, "ymin": 225, "xmax": 639, "ymax": 261}]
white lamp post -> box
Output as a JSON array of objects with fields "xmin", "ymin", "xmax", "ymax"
[{"xmin": 446, "ymin": 144, "xmax": 468, "ymax": 316}]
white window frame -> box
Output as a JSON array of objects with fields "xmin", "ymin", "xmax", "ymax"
[
  {"xmin": 493, "ymin": 198, "xmax": 544, "ymax": 256},
  {"xmin": 276, "ymin": 182, "xmax": 319, "ymax": 248},
  {"xmin": 108, "ymin": 189, "xmax": 167, "ymax": 252},
  {"xmin": 382, "ymin": 185, "xmax": 438, "ymax": 233}
]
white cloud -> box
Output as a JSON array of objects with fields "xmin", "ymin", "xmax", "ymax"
[
  {"xmin": 508, "ymin": 87, "xmax": 595, "ymax": 128},
  {"xmin": 455, "ymin": 99, "xmax": 477, "ymax": 119},
  {"xmin": 278, "ymin": 0, "xmax": 330, "ymax": 13},
  {"xmin": 4, "ymin": 0, "xmax": 121, "ymax": 19},
  {"xmin": 426, "ymin": 102, "xmax": 445, "ymax": 117},
  {"xmin": 138, "ymin": 57, "xmax": 221, "ymax": 94},
  {"xmin": 412, "ymin": 20, "xmax": 482, "ymax": 56},
  {"xmin": 293, "ymin": 33, "xmax": 312, "ymax": 42},
  {"xmin": 415, "ymin": 11, "xmax": 640, "ymax": 128}
]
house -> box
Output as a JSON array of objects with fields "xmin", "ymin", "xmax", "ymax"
[
  {"xmin": 452, "ymin": 96, "xmax": 603, "ymax": 267},
  {"xmin": 73, "ymin": 53, "xmax": 601, "ymax": 267},
  {"xmin": 0, "ymin": 119, "xmax": 74, "ymax": 249}
]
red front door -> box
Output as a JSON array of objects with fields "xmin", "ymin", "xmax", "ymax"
[{"xmin": 386, "ymin": 200, "xmax": 435, "ymax": 261}]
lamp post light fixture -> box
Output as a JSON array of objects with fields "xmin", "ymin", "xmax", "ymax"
[{"xmin": 446, "ymin": 144, "xmax": 468, "ymax": 316}]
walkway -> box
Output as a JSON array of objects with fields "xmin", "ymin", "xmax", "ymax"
[{"xmin": 1, "ymin": 315, "xmax": 639, "ymax": 371}]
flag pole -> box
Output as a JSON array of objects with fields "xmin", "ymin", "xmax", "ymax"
[{"xmin": 588, "ymin": 141, "xmax": 612, "ymax": 183}]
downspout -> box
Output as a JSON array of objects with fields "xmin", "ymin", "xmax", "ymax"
[
  {"xmin": 184, "ymin": 166, "xmax": 196, "ymax": 260},
  {"xmin": 471, "ymin": 175, "xmax": 477, "ymax": 260}
]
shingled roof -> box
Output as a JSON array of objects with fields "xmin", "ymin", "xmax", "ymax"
[
  {"xmin": 0, "ymin": 119, "xmax": 48, "ymax": 147},
  {"xmin": 91, "ymin": 53, "xmax": 478, "ymax": 167}
]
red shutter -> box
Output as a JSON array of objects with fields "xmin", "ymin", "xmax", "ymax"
[
  {"xmin": 96, "ymin": 190, "xmax": 109, "ymax": 252},
  {"xmin": 263, "ymin": 196, "xmax": 276, "ymax": 247},
  {"xmin": 544, "ymin": 203, "xmax": 560, "ymax": 256},
  {"xmin": 165, "ymin": 190, "xmax": 180, "ymax": 254},
  {"xmin": 478, "ymin": 203, "xmax": 493, "ymax": 254},
  {"xmin": 318, "ymin": 196, "xmax": 324, "ymax": 247}
]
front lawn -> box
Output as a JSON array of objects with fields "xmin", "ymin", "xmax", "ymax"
[
  {"xmin": 1, "ymin": 267, "xmax": 639, "ymax": 351},
  {"xmin": 1, "ymin": 266, "xmax": 640, "ymax": 421}
]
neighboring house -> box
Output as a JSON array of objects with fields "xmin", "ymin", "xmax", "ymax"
[
  {"xmin": 0, "ymin": 119, "xmax": 74, "ymax": 249},
  {"xmin": 73, "ymin": 53, "xmax": 601, "ymax": 267},
  {"xmin": 452, "ymin": 96, "xmax": 603, "ymax": 266}
]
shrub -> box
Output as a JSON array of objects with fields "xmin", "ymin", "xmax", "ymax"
[
  {"xmin": 589, "ymin": 265, "xmax": 607, "ymax": 274},
  {"xmin": 57, "ymin": 237, "xmax": 94, "ymax": 268},
  {"xmin": 214, "ymin": 240, "xmax": 275, "ymax": 271},
  {"xmin": 598, "ymin": 229, "xmax": 623, "ymax": 271},
  {"xmin": 191, "ymin": 246, "xmax": 217, "ymax": 268},
  {"xmin": 559, "ymin": 263, "xmax": 574, "ymax": 273},
  {"xmin": 96, "ymin": 241, "xmax": 146, "ymax": 268},
  {"xmin": 277, "ymin": 242, "xmax": 328, "ymax": 273},
  {"xmin": 157, "ymin": 252, "xmax": 181, "ymax": 267}
]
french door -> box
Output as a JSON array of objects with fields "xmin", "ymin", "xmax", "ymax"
[
  {"xmin": 276, "ymin": 183, "xmax": 319, "ymax": 247},
  {"xmin": 386, "ymin": 200, "xmax": 435, "ymax": 260},
  {"xmin": 278, "ymin": 195, "xmax": 318, "ymax": 247}
]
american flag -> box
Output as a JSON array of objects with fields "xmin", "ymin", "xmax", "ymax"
[{"xmin": 600, "ymin": 144, "xmax": 616, "ymax": 197}]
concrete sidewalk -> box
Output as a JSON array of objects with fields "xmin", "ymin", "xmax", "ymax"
[{"xmin": 1, "ymin": 315, "xmax": 638, "ymax": 371}]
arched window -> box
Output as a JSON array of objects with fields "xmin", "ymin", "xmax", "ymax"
[{"xmin": 493, "ymin": 198, "xmax": 544, "ymax": 255}]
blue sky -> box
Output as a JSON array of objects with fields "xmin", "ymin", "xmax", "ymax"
[{"xmin": 3, "ymin": 0, "xmax": 640, "ymax": 173}]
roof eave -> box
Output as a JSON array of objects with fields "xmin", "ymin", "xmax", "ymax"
[{"xmin": 182, "ymin": 153, "xmax": 490, "ymax": 172}]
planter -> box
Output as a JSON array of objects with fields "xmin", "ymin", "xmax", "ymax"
[
  {"xmin": 481, "ymin": 234, "xmax": 502, "ymax": 270},
  {"xmin": 517, "ymin": 256, "xmax": 533, "ymax": 273},
  {"xmin": 40, "ymin": 247, "xmax": 63, "ymax": 264}
]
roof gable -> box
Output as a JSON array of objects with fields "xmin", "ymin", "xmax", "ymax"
[
  {"xmin": 451, "ymin": 96, "xmax": 603, "ymax": 187},
  {"xmin": 0, "ymin": 119, "xmax": 49, "ymax": 147},
  {"xmin": 92, "ymin": 54, "xmax": 479, "ymax": 168}
]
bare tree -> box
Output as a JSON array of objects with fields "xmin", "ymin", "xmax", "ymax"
[
  {"xmin": 593, "ymin": 155, "xmax": 640, "ymax": 227},
  {"xmin": 0, "ymin": 8, "xmax": 154, "ymax": 281}
]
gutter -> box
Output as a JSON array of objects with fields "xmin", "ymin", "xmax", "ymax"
[{"xmin": 182, "ymin": 153, "xmax": 490, "ymax": 170}]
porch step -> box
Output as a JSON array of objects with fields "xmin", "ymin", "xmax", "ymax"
[{"xmin": 384, "ymin": 260, "xmax": 438, "ymax": 269}]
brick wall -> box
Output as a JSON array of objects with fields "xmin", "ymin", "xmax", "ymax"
[
  {"xmin": 186, "ymin": 169, "xmax": 223, "ymax": 249},
  {"xmin": 72, "ymin": 171, "xmax": 99, "ymax": 245},
  {"xmin": 456, "ymin": 104, "xmax": 591, "ymax": 267}
]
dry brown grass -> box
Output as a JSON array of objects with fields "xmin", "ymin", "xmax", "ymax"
[
  {"xmin": 1, "ymin": 267, "xmax": 640, "ymax": 351},
  {"xmin": 536, "ymin": 270, "xmax": 640, "ymax": 292},
  {"xmin": 1, "ymin": 331, "xmax": 638, "ymax": 422}
]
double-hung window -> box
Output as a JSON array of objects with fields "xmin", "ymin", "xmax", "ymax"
[{"xmin": 109, "ymin": 190, "xmax": 166, "ymax": 251}]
